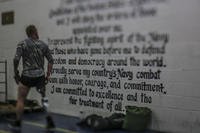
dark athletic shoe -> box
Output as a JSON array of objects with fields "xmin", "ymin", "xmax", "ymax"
[
  {"xmin": 8, "ymin": 120, "xmax": 21, "ymax": 130},
  {"xmin": 46, "ymin": 116, "xmax": 55, "ymax": 130}
]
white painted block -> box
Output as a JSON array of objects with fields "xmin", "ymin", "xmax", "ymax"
[
  {"xmin": 167, "ymin": 82, "xmax": 200, "ymax": 98},
  {"xmin": 191, "ymin": 111, "xmax": 200, "ymax": 133}
]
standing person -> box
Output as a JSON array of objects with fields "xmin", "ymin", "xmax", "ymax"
[{"xmin": 11, "ymin": 25, "xmax": 55, "ymax": 130}]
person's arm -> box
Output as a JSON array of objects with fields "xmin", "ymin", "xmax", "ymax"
[
  {"xmin": 44, "ymin": 44, "xmax": 53, "ymax": 81},
  {"xmin": 13, "ymin": 43, "xmax": 23, "ymax": 84},
  {"xmin": 46, "ymin": 63, "xmax": 53, "ymax": 80},
  {"xmin": 13, "ymin": 58, "xmax": 20, "ymax": 75}
]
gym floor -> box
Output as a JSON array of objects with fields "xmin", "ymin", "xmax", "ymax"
[{"xmin": 0, "ymin": 112, "xmax": 162, "ymax": 133}]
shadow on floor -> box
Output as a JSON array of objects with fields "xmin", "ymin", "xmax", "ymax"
[{"xmin": 0, "ymin": 112, "xmax": 164, "ymax": 133}]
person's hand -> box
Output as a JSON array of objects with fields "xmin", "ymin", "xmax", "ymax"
[
  {"xmin": 45, "ymin": 72, "xmax": 50, "ymax": 84},
  {"xmin": 45, "ymin": 76, "xmax": 49, "ymax": 84},
  {"xmin": 14, "ymin": 70, "xmax": 20, "ymax": 84}
]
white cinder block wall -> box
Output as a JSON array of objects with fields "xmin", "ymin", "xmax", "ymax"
[{"xmin": 0, "ymin": 0, "xmax": 200, "ymax": 133}]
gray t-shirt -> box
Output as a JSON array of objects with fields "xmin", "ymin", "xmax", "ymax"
[{"xmin": 14, "ymin": 38, "xmax": 53, "ymax": 77}]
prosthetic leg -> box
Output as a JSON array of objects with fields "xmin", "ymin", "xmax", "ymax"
[{"xmin": 37, "ymin": 85, "xmax": 55, "ymax": 130}]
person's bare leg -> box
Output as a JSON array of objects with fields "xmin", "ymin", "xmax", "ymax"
[{"xmin": 16, "ymin": 82, "xmax": 30, "ymax": 121}]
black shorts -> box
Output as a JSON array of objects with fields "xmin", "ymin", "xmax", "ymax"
[{"xmin": 20, "ymin": 75, "xmax": 45, "ymax": 89}]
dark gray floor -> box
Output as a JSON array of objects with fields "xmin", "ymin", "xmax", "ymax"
[{"xmin": 0, "ymin": 112, "xmax": 162, "ymax": 133}]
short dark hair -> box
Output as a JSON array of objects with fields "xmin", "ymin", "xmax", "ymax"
[{"xmin": 26, "ymin": 25, "xmax": 37, "ymax": 37}]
